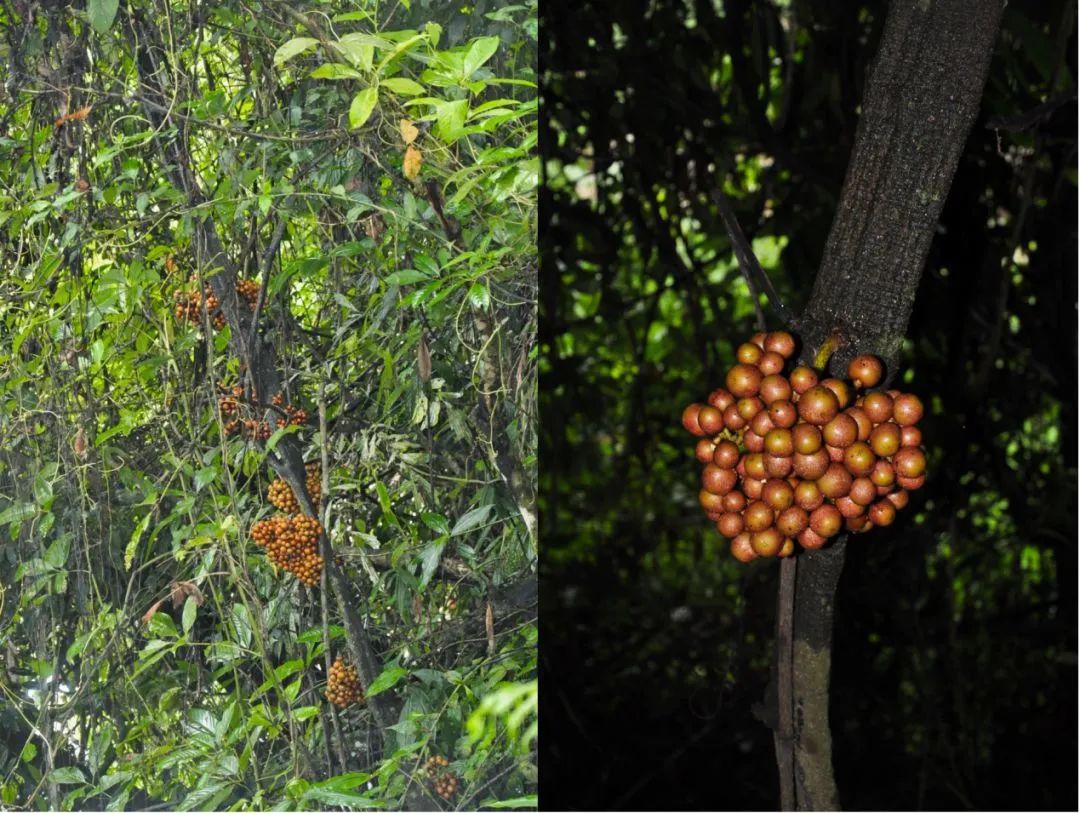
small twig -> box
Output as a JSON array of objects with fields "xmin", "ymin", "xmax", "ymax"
[
  {"xmin": 985, "ymin": 89, "xmax": 1076, "ymax": 133},
  {"xmin": 711, "ymin": 187, "xmax": 791, "ymax": 325}
]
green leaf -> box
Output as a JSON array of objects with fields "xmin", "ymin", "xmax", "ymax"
[
  {"xmin": 87, "ymin": 0, "xmax": 119, "ymax": 33},
  {"xmin": 301, "ymin": 787, "xmax": 383, "ymax": 808},
  {"xmin": 481, "ymin": 795, "xmax": 538, "ymax": 809},
  {"xmin": 194, "ymin": 466, "xmax": 217, "ymax": 492},
  {"xmin": 274, "ymin": 37, "xmax": 320, "ymax": 66},
  {"xmin": 334, "ymin": 34, "xmax": 376, "ymax": 71},
  {"xmin": 385, "ymin": 269, "xmax": 430, "ymax": 286},
  {"xmin": 182, "ymin": 596, "xmax": 198, "ymax": 635},
  {"xmin": 178, "ymin": 782, "xmax": 232, "ymax": 811},
  {"xmin": 451, "ymin": 504, "xmax": 494, "ymax": 536},
  {"xmin": 293, "ymin": 705, "xmax": 320, "ymax": 721},
  {"xmin": 381, "ymin": 77, "xmax": 425, "ymax": 96},
  {"xmin": 421, "ymin": 513, "xmax": 450, "ymax": 535},
  {"xmin": 349, "ymin": 87, "xmax": 379, "ymax": 129},
  {"xmin": 464, "ymin": 36, "xmax": 501, "ymax": 78},
  {"xmin": 468, "ymin": 282, "xmax": 491, "ymax": 310},
  {"xmin": 231, "ymin": 603, "xmax": 252, "ymax": 648},
  {"xmin": 0, "ymin": 502, "xmax": 35, "ymax": 527},
  {"xmin": 20, "ymin": 742, "xmax": 37, "ymax": 763},
  {"xmin": 311, "ymin": 63, "xmax": 364, "ymax": 80},
  {"xmin": 274, "ymin": 659, "xmax": 305, "ymax": 681},
  {"xmin": 418, "ymin": 538, "xmax": 446, "ymax": 588},
  {"xmin": 435, "ymin": 99, "xmax": 469, "ymax": 142},
  {"xmin": 366, "ymin": 665, "xmax": 407, "ymax": 697},
  {"xmin": 49, "ymin": 766, "xmax": 86, "ymax": 785},
  {"xmin": 148, "ymin": 613, "xmax": 178, "ymax": 639},
  {"xmin": 312, "ymin": 772, "xmax": 372, "ymax": 792},
  {"xmin": 43, "ymin": 535, "xmax": 70, "ymax": 569},
  {"xmin": 125, "ymin": 512, "xmax": 151, "ymax": 571}
]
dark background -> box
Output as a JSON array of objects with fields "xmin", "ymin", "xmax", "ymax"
[{"xmin": 538, "ymin": 0, "xmax": 1077, "ymax": 809}]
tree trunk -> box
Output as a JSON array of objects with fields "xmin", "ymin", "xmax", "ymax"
[{"xmin": 775, "ymin": 1, "xmax": 1004, "ymax": 808}]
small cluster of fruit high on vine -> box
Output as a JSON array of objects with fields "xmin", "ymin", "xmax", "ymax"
[
  {"xmin": 325, "ymin": 655, "xmax": 365, "ymax": 708},
  {"xmin": 422, "ymin": 755, "xmax": 458, "ymax": 801},
  {"xmin": 682, "ymin": 331, "xmax": 926, "ymax": 562},
  {"xmin": 173, "ymin": 276, "xmax": 260, "ymax": 330}
]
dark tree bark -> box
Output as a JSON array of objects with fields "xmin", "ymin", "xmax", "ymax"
[{"xmin": 773, "ymin": 1, "xmax": 1005, "ymax": 808}]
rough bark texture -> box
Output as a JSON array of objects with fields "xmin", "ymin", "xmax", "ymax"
[
  {"xmin": 778, "ymin": 0, "xmax": 1005, "ymax": 809},
  {"xmin": 797, "ymin": 0, "xmax": 1005, "ymax": 377}
]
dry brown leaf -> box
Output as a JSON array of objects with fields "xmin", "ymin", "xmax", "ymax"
[
  {"xmin": 400, "ymin": 118, "xmax": 419, "ymax": 145},
  {"xmin": 403, "ymin": 145, "xmax": 423, "ymax": 180},
  {"xmin": 141, "ymin": 597, "xmax": 167, "ymax": 626},
  {"xmin": 362, "ymin": 213, "xmax": 385, "ymax": 241},
  {"xmin": 485, "ymin": 601, "xmax": 495, "ymax": 655},
  {"xmin": 73, "ymin": 426, "xmax": 88, "ymax": 460},
  {"xmin": 54, "ymin": 105, "xmax": 91, "ymax": 128},
  {"xmin": 169, "ymin": 580, "xmax": 205, "ymax": 609},
  {"xmin": 418, "ymin": 335, "xmax": 431, "ymax": 384}
]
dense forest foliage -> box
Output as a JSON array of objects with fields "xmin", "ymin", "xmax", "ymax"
[
  {"xmin": 0, "ymin": 0, "xmax": 537, "ymax": 810},
  {"xmin": 540, "ymin": 0, "xmax": 1076, "ymax": 809}
]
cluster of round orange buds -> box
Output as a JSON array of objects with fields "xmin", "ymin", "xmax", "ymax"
[
  {"xmin": 172, "ymin": 277, "xmax": 261, "ymax": 330},
  {"xmin": 280, "ymin": 404, "xmax": 309, "ymax": 428},
  {"xmin": 269, "ymin": 392, "xmax": 309, "ymax": 428},
  {"xmin": 250, "ymin": 514, "xmax": 324, "ymax": 586},
  {"xmin": 433, "ymin": 773, "xmax": 457, "ymax": 801},
  {"xmin": 235, "ymin": 278, "xmax": 260, "ymax": 310},
  {"xmin": 422, "ymin": 756, "xmax": 457, "ymax": 800},
  {"xmin": 225, "ymin": 418, "xmax": 272, "ymax": 440},
  {"xmin": 325, "ymin": 655, "xmax": 365, "ymax": 707},
  {"xmin": 682, "ymin": 331, "xmax": 927, "ymax": 562},
  {"xmin": 172, "ymin": 283, "xmax": 223, "ymax": 329},
  {"xmin": 266, "ymin": 463, "xmax": 322, "ymax": 514}
]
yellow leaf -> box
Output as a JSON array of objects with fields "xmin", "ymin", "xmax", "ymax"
[
  {"xmin": 400, "ymin": 118, "xmax": 419, "ymax": 145},
  {"xmin": 403, "ymin": 145, "xmax": 423, "ymax": 180}
]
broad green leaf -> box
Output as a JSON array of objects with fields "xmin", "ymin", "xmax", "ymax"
[
  {"xmin": 311, "ymin": 63, "xmax": 364, "ymax": 80},
  {"xmin": 312, "ymin": 772, "xmax": 372, "ymax": 792},
  {"xmin": 49, "ymin": 766, "xmax": 86, "ymax": 785},
  {"xmin": 381, "ymin": 77, "xmax": 425, "ymax": 96},
  {"xmin": 231, "ymin": 603, "xmax": 252, "ymax": 648},
  {"xmin": 125, "ymin": 512, "xmax": 151, "ymax": 571},
  {"xmin": 0, "ymin": 502, "xmax": 34, "ymax": 527},
  {"xmin": 194, "ymin": 466, "xmax": 217, "ymax": 492},
  {"xmin": 182, "ymin": 595, "xmax": 198, "ymax": 635},
  {"xmin": 421, "ymin": 513, "xmax": 450, "ymax": 535},
  {"xmin": 334, "ymin": 34, "xmax": 375, "ymax": 71},
  {"xmin": 148, "ymin": 612, "xmax": 178, "ymax": 639},
  {"xmin": 366, "ymin": 665, "xmax": 407, "ymax": 697},
  {"xmin": 419, "ymin": 538, "xmax": 446, "ymax": 588},
  {"xmin": 178, "ymin": 782, "xmax": 232, "ymax": 811},
  {"xmin": 464, "ymin": 36, "xmax": 501, "ymax": 78},
  {"xmin": 481, "ymin": 795, "xmax": 538, "ymax": 809},
  {"xmin": 349, "ymin": 87, "xmax": 379, "ymax": 129},
  {"xmin": 385, "ymin": 269, "xmax": 430, "ymax": 286},
  {"xmin": 451, "ymin": 504, "xmax": 494, "ymax": 536},
  {"xmin": 274, "ymin": 659, "xmax": 305, "ymax": 681},
  {"xmin": 67, "ymin": 631, "xmax": 93, "ymax": 661},
  {"xmin": 87, "ymin": 0, "xmax": 119, "ymax": 33},
  {"xmin": 468, "ymin": 282, "xmax": 491, "ymax": 310},
  {"xmin": 274, "ymin": 37, "xmax": 320, "ymax": 66},
  {"xmin": 435, "ymin": 99, "xmax": 469, "ymax": 142},
  {"xmin": 43, "ymin": 535, "xmax": 70, "ymax": 569},
  {"xmin": 301, "ymin": 787, "xmax": 383, "ymax": 807}
]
